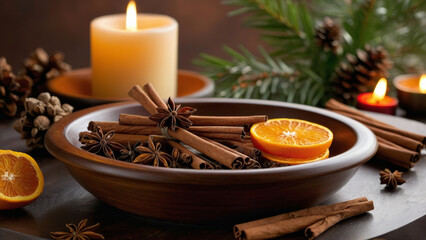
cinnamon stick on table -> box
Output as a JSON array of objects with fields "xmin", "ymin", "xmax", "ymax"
[
  {"xmin": 325, "ymin": 98, "xmax": 425, "ymax": 169},
  {"xmin": 377, "ymin": 136, "xmax": 420, "ymax": 163},
  {"xmin": 234, "ymin": 197, "xmax": 374, "ymax": 240},
  {"xmin": 325, "ymin": 98, "xmax": 426, "ymax": 144}
]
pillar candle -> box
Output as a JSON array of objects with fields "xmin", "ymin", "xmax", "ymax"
[{"xmin": 91, "ymin": 13, "xmax": 178, "ymax": 98}]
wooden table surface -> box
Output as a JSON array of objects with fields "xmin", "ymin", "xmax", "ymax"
[{"xmin": 0, "ymin": 111, "xmax": 425, "ymax": 240}]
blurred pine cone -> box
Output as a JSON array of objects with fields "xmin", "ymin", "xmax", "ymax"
[
  {"xmin": 13, "ymin": 92, "xmax": 73, "ymax": 149},
  {"xmin": 0, "ymin": 58, "xmax": 33, "ymax": 117},
  {"xmin": 334, "ymin": 45, "xmax": 393, "ymax": 105},
  {"xmin": 23, "ymin": 48, "xmax": 71, "ymax": 94},
  {"xmin": 315, "ymin": 17, "xmax": 342, "ymax": 54}
]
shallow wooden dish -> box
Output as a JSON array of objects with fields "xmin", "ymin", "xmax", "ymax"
[
  {"xmin": 47, "ymin": 68, "xmax": 214, "ymax": 108},
  {"xmin": 45, "ymin": 99, "xmax": 377, "ymax": 223}
]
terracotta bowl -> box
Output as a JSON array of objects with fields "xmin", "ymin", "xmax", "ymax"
[
  {"xmin": 47, "ymin": 68, "xmax": 214, "ymax": 108},
  {"xmin": 45, "ymin": 99, "xmax": 377, "ymax": 223}
]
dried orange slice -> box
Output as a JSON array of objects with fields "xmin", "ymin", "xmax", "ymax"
[
  {"xmin": 251, "ymin": 118, "xmax": 333, "ymax": 158},
  {"xmin": 0, "ymin": 150, "xmax": 44, "ymax": 209},
  {"xmin": 263, "ymin": 149, "xmax": 330, "ymax": 165}
]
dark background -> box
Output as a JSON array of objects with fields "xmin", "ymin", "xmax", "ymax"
[{"xmin": 0, "ymin": 0, "xmax": 262, "ymax": 72}]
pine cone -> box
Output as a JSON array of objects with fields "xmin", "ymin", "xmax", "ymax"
[
  {"xmin": 13, "ymin": 92, "xmax": 73, "ymax": 149},
  {"xmin": 334, "ymin": 45, "xmax": 393, "ymax": 105},
  {"xmin": 315, "ymin": 17, "xmax": 342, "ymax": 54},
  {"xmin": 24, "ymin": 48, "xmax": 71, "ymax": 94},
  {"xmin": 0, "ymin": 57, "xmax": 33, "ymax": 117}
]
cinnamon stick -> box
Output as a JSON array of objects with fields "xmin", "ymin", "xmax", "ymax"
[
  {"xmin": 189, "ymin": 115, "xmax": 268, "ymax": 126},
  {"xmin": 368, "ymin": 125, "xmax": 423, "ymax": 152},
  {"xmin": 304, "ymin": 201, "xmax": 375, "ymax": 240},
  {"xmin": 376, "ymin": 141, "xmax": 417, "ymax": 169},
  {"xmin": 203, "ymin": 137, "xmax": 261, "ymax": 169},
  {"xmin": 119, "ymin": 114, "xmax": 157, "ymax": 126},
  {"xmin": 233, "ymin": 197, "xmax": 368, "ymax": 238},
  {"xmin": 89, "ymin": 121, "xmax": 161, "ymax": 135},
  {"xmin": 90, "ymin": 121, "xmax": 245, "ymax": 141},
  {"xmin": 377, "ymin": 136, "xmax": 420, "ymax": 162},
  {"xmin": 189, "ymin": 126, "xmax": 245, "ymax": 134},
  {"xmin": 142, "ymin": 83, "xmax": 168, "ymax": 110},
  {"xmin": 167, "ymin": 127, "xmax": 245, "ymax": 169},
  {"xmin": 166, "ymin": 140, "xmax": 214, "ymax": 169},
  {"xmin": 238, "ymin": 200, "xmax": 374, "ymax": 240},
  {"xmin": 191, "ymin": 132, "xmax": 244, "ymax": 142},
  {"xmin": 326, "ymin": 99, "xmax": 426, "ymax": 144},
  {"xmin": 111, "ymin": 133, "xmax": 149, "ymax": 146},
  {"xmin": 215, "ymin": 140, "xmax": 262, "ymax": 160},
  {"xmin": 119, "ymin": 113, "xmax": 268, "ymax": 127},
  {"xmin": 128, "ymin": 85, "xmax": 158, "ymax": 114}
]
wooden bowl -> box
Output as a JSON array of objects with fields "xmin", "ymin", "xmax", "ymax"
[
  {"xmin": 47, "ymin": 68, "xmax": 214, "ymax": 108},
  {"xmin": 45, "ymin": 99, "xmax": 377, "ymax": 223}
]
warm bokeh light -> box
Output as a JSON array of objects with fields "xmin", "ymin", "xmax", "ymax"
[
  {"xmin": 372, "ymin": 78, "xmax": 387, "ymax": 102},
  {"xmin": 420, "ymin": 74, "xmax": 426, "ymax": 93},
  {"xmin": 126, "ymin": 0, "xmax": 137, "ymax": 31}
]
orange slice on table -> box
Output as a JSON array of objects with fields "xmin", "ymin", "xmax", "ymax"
[
  {"xmin": 251, "ymin": 118, "xmax": 333, "ymax": 158},
  {"xmin": 263, "ymin": 149, "xmax": 330, "ymax": 165},
  {"xmin": 0, "ymin": 150, "xmax": 44, "ymax": 209}
]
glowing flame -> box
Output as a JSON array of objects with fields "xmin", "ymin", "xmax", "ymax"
[
  {"xmin": 372, "ymin": 78, "xmax": 387, "ymax": 102},
  {"xmin": 126, "ymin": 0, "xmax": 137, "ymax": 31},
  {"xmin": 420, "ymin": 74, "xmax": 426, "ymax": 93}
]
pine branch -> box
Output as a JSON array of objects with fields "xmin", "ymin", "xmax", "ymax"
[
  {"xmin": 224, "ymin": 0, "xmax": 315, "ymax": 61},
  {"xmin": 194, "ymin": 46, "xmax": 326, "ymax": 105}
]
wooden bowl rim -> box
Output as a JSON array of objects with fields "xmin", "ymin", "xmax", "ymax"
[{"xmin": 45, "ymin": 99, "xmax": 378, "ymax": 183}]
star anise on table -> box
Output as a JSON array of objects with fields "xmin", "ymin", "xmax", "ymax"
[
  {"xmin": 80, "ymin": 126, "xmax": 124, "ymax": 159},
  {"xmin": 50, "ymin": 219, "xmax": 104, "ymax": 240},
  {"xmin": 118, "ymin": 141, "xmax": 142, "ymax": 162},
  {"xmin": 134, "ymin": 137, "xmax": 171, "ymax": 167},
  {"xmin": 149, "ymin": 97, "xmax": 196, "ymax": 131},
  {"xmin": 380, "ymin": 168, "xmax": 406, "ymax": 190}
]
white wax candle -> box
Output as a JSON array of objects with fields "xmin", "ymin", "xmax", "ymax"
[{"xmin": 91, "ymin": 14, "xmax": 178, "ymax": 98}]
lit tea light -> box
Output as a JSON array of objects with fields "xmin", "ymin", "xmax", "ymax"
[
  {"xmin": 91, "ymin": 0, "xmax": 178, "ymax": 98},
  {"xmin": 420, "ymin": 74, "xmax": 426, "ymax": 93},
  {"xmin": 356, "ymin": 78, "xmax": 398, "ymax": 115},
  {"xmin": 393, "ymin": 74, "xmax": 426, "ymax": 114}
]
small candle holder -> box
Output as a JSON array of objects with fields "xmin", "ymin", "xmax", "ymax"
[
  {"xmin": 356, "ymin": 78, "xmax": 398, "ymax": 115},
  {"xmin": 356, "ymin": 93, "xmax": 398, "ymax": 115},
  {"xmin": 393, "ymin": 74, "xmax": 426, "ymax": 114}
]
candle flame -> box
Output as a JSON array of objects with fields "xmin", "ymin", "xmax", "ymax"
[
  {"xmin": 126, "ymin": 0, "xmax": 137, "ymax": 31},
  {"xmin": 420, "ymin": 74, "xmax": 426, "ymax": 93},
  {"xmin": 372, "ymin": 78, "xmax": 387, "ymax": 102}
]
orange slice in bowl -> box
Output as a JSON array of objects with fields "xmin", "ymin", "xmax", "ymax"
[
  {"xmin": 0, "ymin": 150, "xmax": 44, "ymax": 209},
  {"xmin": 251, "ymin": 118, "xmax": 333, "ymax": 158},
  {"xmin": 263, "ymin": 149, "xmax": 330, "ymax": 165}
]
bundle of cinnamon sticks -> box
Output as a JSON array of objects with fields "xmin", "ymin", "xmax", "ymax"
[
  {"xmin": 326, "ymin": 99, "xmax": 425, "ymax": 169},
  {"xmin": 80, "ymin": 83, "xmax": 268, "ymax": 169},
  {"xmin": 234, "ymin": 197, "xmax": 374, "ymax": 240}
]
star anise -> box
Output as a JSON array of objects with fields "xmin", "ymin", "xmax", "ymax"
[
  {"xmin": 171, "ymin": 147, "xmax": 180, "ymax": 168},
  {"xmin": 380, "ymin": 168, "xmax": 406, "ymax": 190},
  {"xmin": 118, "ymin": 141, "xmax": 142, "ymax": 162},
  {"xmin": 149, "ymin": 97, "xmax": 196, "ymax": 131},
  {"xmin": 80, "ymin": 126, "xmax": 124, "ymax": 159},
  {"xmin": 134, "ymin": 137, "xmax": 171, "ymax": 167},
  {"xmin": 50, "ymin": 219, "xmax": 104, "ymax": 240}
]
